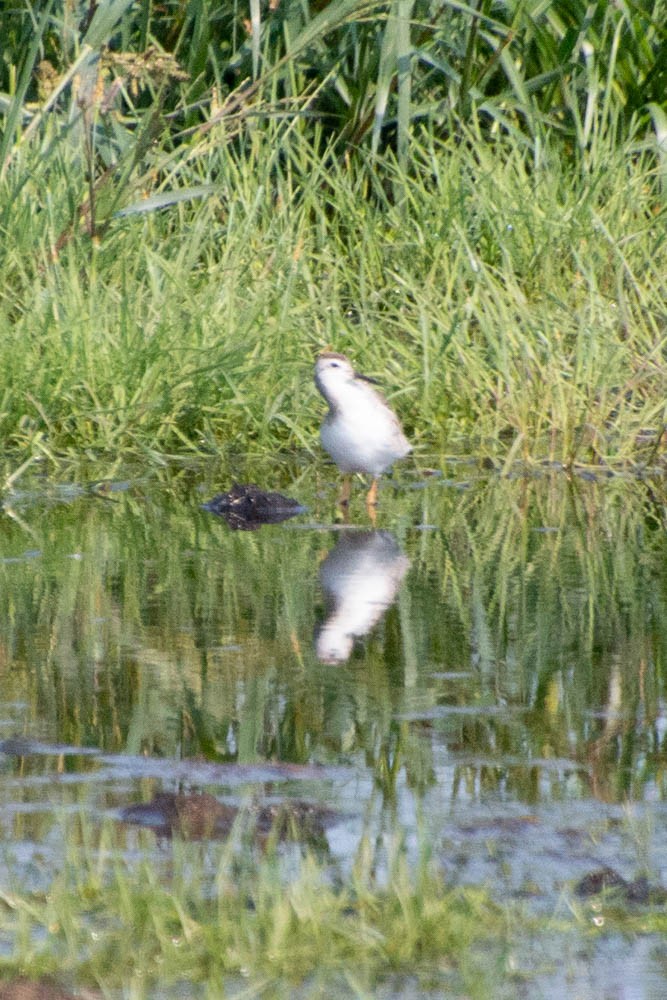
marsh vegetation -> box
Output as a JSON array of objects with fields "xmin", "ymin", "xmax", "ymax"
[
  {"xmin": 0, "ymin": 0, "xmax": 665, "ymax": 469},
  {"xmin": 0, "ymin": 0, "xmax": 666, "ymax": 995}
]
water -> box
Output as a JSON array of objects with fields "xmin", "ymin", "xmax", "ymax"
[{"xmin": 0, "ymin": 459, "xmax": 666, "ymax": 994}]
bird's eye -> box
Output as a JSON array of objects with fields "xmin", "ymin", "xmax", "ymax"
[{"xmin": 330, "ymin": 361, "xmax": 340, "ymax": 368}]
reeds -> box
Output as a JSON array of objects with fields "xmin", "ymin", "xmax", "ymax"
[{"xmin": 0, "ymin": 1, "xmax": 665, "ymax": 467}]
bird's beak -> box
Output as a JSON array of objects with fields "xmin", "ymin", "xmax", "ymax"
[{"xmin": 355, "ymin": 371, "xmax": 380, "ymax": 385}]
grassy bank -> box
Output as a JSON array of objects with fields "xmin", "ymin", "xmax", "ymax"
[
  {"xmin": 1, "ymin": 116, "xmax": 664, "ymax": 472},
  {"xmin": 1, "ymin": 1, "xmax": 665, "ymax": 473}
]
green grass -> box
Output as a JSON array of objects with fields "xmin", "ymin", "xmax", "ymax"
[
  {"xmin": 0, "ymin": 0, "xmax": 664, "ymax": 472},
  {"xmin": 0, "ymin": 816, "xmax": 508, "ymax": 997},
  {"xmin": 0, "ymin": 112, "xmax": 664, "ymax": 472},
  {"xmin": 1, "ymin": 807, "xmax": 665, "ymax": 997}
]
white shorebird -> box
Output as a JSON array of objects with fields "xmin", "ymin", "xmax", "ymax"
[{"xmin": 314, "ymin": 351, "xmax": 411, "ymax": 511}]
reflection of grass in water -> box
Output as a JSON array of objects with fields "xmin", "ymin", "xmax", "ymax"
[
  {"xmin": 413, "ymin": 471, "xmax": 667, "ymax": 802},
  {"xmin": 0, "ymin": 466, "xmax": 664, "ymax": 814},
  {"xmin": 0, "ymin": 475, "xmax": 665, "ymax": 991}
]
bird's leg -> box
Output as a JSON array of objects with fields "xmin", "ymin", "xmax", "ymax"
[
  {"xmin": 335, "ymin": 503, "xmax": 350, "ymax": 524},
  {"xmin": 338, "ymin": 475, "xmax": 351, "ymax": 509},
  {"xmin": 365, "ymin": 480, "xmax": 379, "ymax": 526}
]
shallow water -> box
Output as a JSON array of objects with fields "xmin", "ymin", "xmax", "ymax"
[{"xmin": 0, "ymin": 459, "xmax": 666, "ymax": 994}]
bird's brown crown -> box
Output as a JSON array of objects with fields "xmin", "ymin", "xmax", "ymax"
[{"xmin": 317, "ymin": 350, "xmax": 349, "ymax": 362}]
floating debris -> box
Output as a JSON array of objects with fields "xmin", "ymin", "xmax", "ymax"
[
  {"xmin": 120, "ymin": 790, "xmax": 334, "ymax": 848},
  {"xmin": 575, "ymin": 866, "xmax": 667, "ymax": 904},
  {"xmin": 0, "ymin": 978, "xmax": 101, "ymax": 1000},
  {"xmin": 202, "ymin": 483, "xmax": 305, "ymax": 530}
]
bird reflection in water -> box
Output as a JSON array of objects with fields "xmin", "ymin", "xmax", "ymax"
[{"xmin": 315, "ymin": 531, "xmax": 410, "ymax": 664}]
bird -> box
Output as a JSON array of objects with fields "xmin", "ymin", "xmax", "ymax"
[{"xmin": 314, "ymin": 351, "xmax": 411, "ymax": 512}]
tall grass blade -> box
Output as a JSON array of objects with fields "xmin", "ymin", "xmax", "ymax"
[
  {"xmin": 250, "ymin": 0, "xmax": 261, "ymax": 80},
  {"xmin": 14, "ymin": 47, "xmax": 97, "ymax": 154},
  {"xmin": 0, "ymin": 1, "xmax": 53, "ymax": 177},
  {"xmin": 396, "ymin": 0, "xmax": 414, "ymax": 171},
  {"xmin": 113, "ymin": 186, "xmax": 216, "ymax": 217},
  {"xmin": 648, "ymin": 102, "xmax": 667, "ymax": 197},
  {"xmin": 83, "ymin": 0, "xmax": 137, "ymax": 48},
  {"xmin": 372, "ymin": 5, "xmax": 397, "ymax": 155}
]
